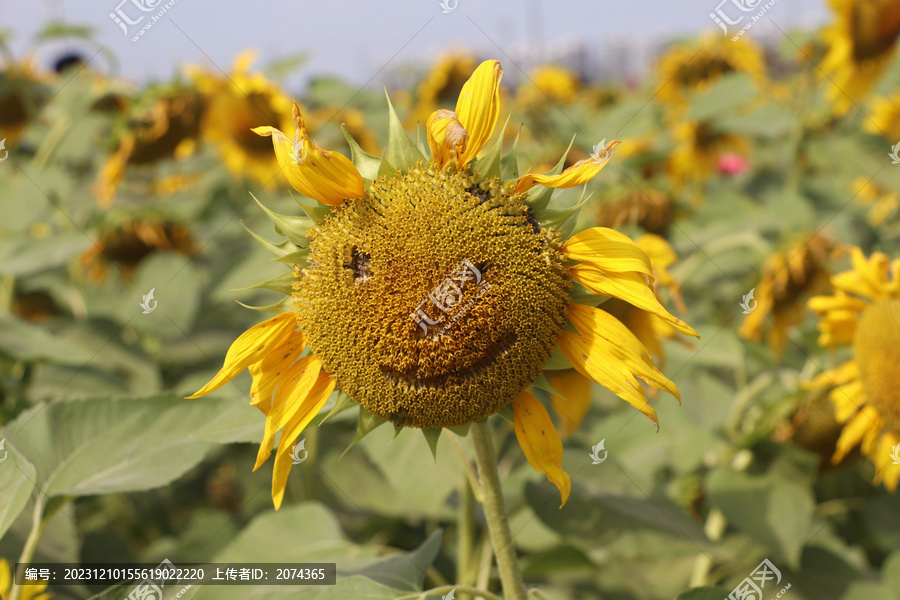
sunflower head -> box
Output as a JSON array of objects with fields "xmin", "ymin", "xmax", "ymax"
[
  {"xmin": 189, "ymin": 50, "xmax": 295, "ymax": 185},
  {"xmin": 806, "ymin": 247, "xmax": 900, "ymax": 490},
  {"xmin": 739, "ymin": 233, "xmax": 833, "ymax": 355},
  {"xmin": 190, "ymin": 59, "xmax": 697, "ymax": 509},
  {"xmin": 821, "ymin": 0, "xmax": 900, "ymax": 113}
]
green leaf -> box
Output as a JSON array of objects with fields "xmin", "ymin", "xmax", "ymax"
[
  {"xmin": 252, "ymin": 194, "xmax": 311, "ymax": 247},
  {"xmin": 1, "ymin": 394, "xmax": 233, "ymax": 498},
  {"xmin": 384, "ymin": 89, "xmax": 425, "ymax": 172},
  {"xmin": 675, "ymin": 587, "xmax": 734, "ymax": 600},
  {"xmin": 706, "ymin": 466, "xmax": 814, "ymax": 567},
  {"xmin": 0, "ymin": 233, "xmax": 90, "ymax": 276},
  {"xmin": 0, "ymin": 440, "xmax": 36, "ymax": 539},
  {"xmin": 343, "ymin": 125, "xmax": 382, "ymax": 183},
  {"xmin": 339, "ymin": 530, "xmax": 442, "ymax": 591}
]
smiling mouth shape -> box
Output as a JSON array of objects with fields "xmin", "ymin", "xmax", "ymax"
[{"xmin": 380, "ymin": 332, "xmax": 518, "ymax": 390}]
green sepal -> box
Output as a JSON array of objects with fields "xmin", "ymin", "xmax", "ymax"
[
  {"xmin": 241, "ymin": 222, "xmax": 299, "ymax": 259},
  {"xmin": 531, "ymin": 373, "xmax": 563, "ymax": 400},
  {"xmin": 273, "ymin": 249, "xmax": 309, "ymax": 265},
  {"xmin": 534, "ymin": 190, "xmax": 593, "ymax": 240},
  {"xmin": 341, "ymin": 405, "xmax": 387, "ymax": 459},
  {"xmin": 251, "ymin": 193, "xmax": 311, "ymax": 247},
  {"xmin": 474, "ymin": 116, "xmax": 510, "ymax": 181},
  {"xmin": 415, "ymin": 121, "xmax": 429, "ymax": 157},
  {"xmin": 294, "ymin": 194, "xmax": 333, "ymax": 223},
  {"xmin": 421, "ymin": 428, "xmax": 442, "ymax": 461},
  {"xmin": 233, "ymin": 271, "xmax": 295, "ymax": 296},
  {"xmin": 384, "ymin": 87, "xmax": 425, "ymax": 172},
  {"xmin": 235, "ymin": 296, "xmax": 294, "ymax": 313},
  {"xmin": 500, "ymin": 126, "xmax": 521, "ymax": 181},
  {"xmin": 376, "ymin": 153, "xmax": 397, "ymax": 181},
  {"xmin": 523, "ymin": 135, "xmax": 577, "ymax": 213},
  {"xmin": 342, "ymin": 124, "xmax": 381, "ymax": 184},
  {"xmin": 446, "ymin": 424, "xmax": 470, "ymax": 437},
  {"xmin": 569, "ymin": 280, "xmax": 610, "ymax": 307},
  {"xmin": 318, "ymin": 390, "xmax": 356, "ymax": 425},
  {"xmin": 541, "ymin": 343, "xmax": 575, "ymax": 371}
]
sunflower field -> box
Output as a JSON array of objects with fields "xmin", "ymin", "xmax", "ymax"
[{"xmin": 2, "ymin": 3, "xmax": 900, "ymax": 599}]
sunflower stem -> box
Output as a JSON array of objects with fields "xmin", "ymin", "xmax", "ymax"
[
  {"xmin": 471, "ymin": 420, "xmax": 528, "ymax": 600},
  {"xmin": 9, "ymin": 497, "xmax": 47, "ymax": 600},
  {"xmin": 456, "ymin": 475, "xmax": 476, "ymax": 600}
]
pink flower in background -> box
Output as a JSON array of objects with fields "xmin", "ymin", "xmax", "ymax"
[{"xmin": 718, "ymin": 152, "xmax": 748, "ymax": 176}]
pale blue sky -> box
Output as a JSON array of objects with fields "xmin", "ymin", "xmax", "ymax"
[{"xmin": 3, "ymin": 0, "xmax": 829, "ymax": 89}]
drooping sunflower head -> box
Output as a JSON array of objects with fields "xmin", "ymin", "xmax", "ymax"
[
  {"xmin": 0, "ymin": 57, "xmax": 47, "ymax": 146},
  {"xmin": 189, "ymin": 50, "xmax": 295, "ymax": 185},
  {"xmin": 806, "ymin": 247, "xmax": 900, "ymax": 490},
  {"xmin": 655, "ymin": 34, "xmax": 766, "ymax": 111},
  {"xmin": 94, "ymin": 90, "xmax": 205, "ymax": 206},
  {"xmin": 739, "ymin": 232, "xmax": 834, "ymax": 355},
  {"xmin": 821, "ymin": 0, "xmax": 900, "ymax": 114},
  {"xmin": 515, "ymin": 64, "xmax": 582, "ymax": 110},
  {"xmin": 413, "ymin": 52, "xmax": 479, "ymax": 126},
  {"xmin": 191, "ymin": 59, "xmax": 698, "ymax": 509}
]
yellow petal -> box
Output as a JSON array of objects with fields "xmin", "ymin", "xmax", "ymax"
[
  {"xmin": 635, "ymin": 233, "xmax": 676, "ymax": 272},
  {"xmin": 559, "ymin": 331, "xmax": 659, "ymax": 427},
  {"xmin": 249, "ymin": 330, "xmax": 306, "ymax": 415},
  {"xmin": 548, "ymin": 370, "xmax": 592, "ymax": 437},
  {"xmin": 188, "ymin": 312, "xmax": 297, "ymax": 398},
  {"xmin": 515, "ymin": 140, "xmax": 620, "ymax": 193},
  {"xmin": 271, "ymin": 371, "xmax": 335, "ymax": 510},
  {"xmin": 562, "ymin": 227, "xmax": 653, "ymax": 276},
  {"xmin": 253, "ymin": 100, "xmax": 364, "ymax": 206},
  {"xmin": 513, "ymin": 390, "xmax": 571, "ymax": 508},
  {"xmin": 455, "ymin": 60, "xmax": 502, "ymax": 165},
  {"xmin": 254, "ymin": 355, "xmax": 324, "ymax": 471},
  {"xmin": 874, "ymin": 430, "xmax": 900, "ymax": 491},
  {"xmin": 0, "ymin": 559, "xmax": 10, "ymax": 598},
  {"xmin": 569, "ymin": 265, "xmax": 699, "ymax": 338},
  {"xmin": 427, "ymin": 108, "xmax": 469, "ymax": 169},
  {"xmin": 834, "ymin": 405, "xmax": 880, "ymax": 462},
  {"xmin": 568, "ymin": 304, "xmax": 680, "ymax": 403}
]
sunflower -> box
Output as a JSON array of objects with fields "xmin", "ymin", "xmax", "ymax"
[
  {"xmin": 189, "ymin": 59, "xmax": 698, "ymax": 509},
  {"xmin": 821, "ymin": 0, "xmax": 900, "ymax": 114},
  {"xmin": 189, "ymin": 50, "xmax": 295, "ymax": 186},
  {"xmin": 94, "ymin": 90, "xmax": 204, "ymax": 206},
  {"xmin": 853, "ymin": 176, "xmax": 899, "ymax": 226},
  {"xmin": 0, "ymin": 57, "xmax": 46, "ymax": 146},
  {"xmin": 412, "ymin": 52, "xmax": 478, "ymax": 127},
  {"xmin": 79, "ymin": 218, "xmax": 195, "ymax": 283},
  {"xmin": 667, "ymin": 119, "xmax": 750, "ymax": 188},
  {"xmin": 654, "ymin": 35, "xmax": 766, "ymax": 112},
  {"xmin": 515, "ymin": 64, "xmax": 581, "ymax": 110},
  {"xmin": 0, "ymin": 558, "xmax": 51, "ymax": 600},
  {"xmin": 739, "ymin": 233, "xmax": 833, "ymax": 355},
  {"xmin": 866, "ymin": 92, "xmax": 900, "ymax": 140},
  {"xmin": 805, "ymin": 247, "xmax": 900, "ymax": 491},
  {"xmin": 595, "ymin": 187, "xmax": 672, "ymax": 236}
]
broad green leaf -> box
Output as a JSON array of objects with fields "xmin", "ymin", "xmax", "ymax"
[
  {"xmin": 2, "ymin": 394, "xmax": 233, "ymax": 498},
  {"xmin": 0, "ymin": 440, "xmax": 36, "ymax": 539},
  {"xmin": 0, "ymin": 233, "xmax": 90, "ymax": 276}
]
